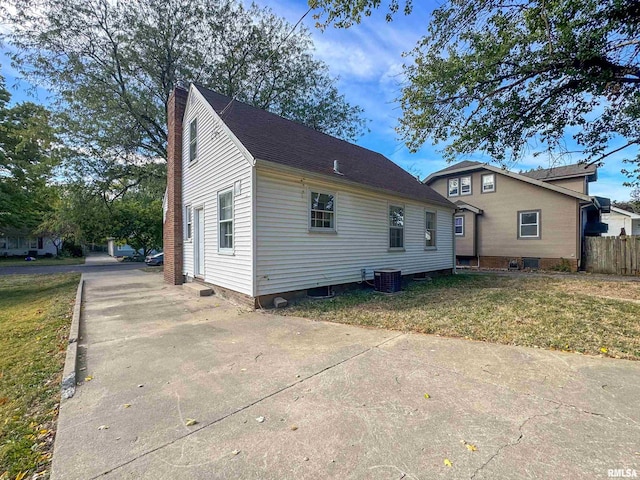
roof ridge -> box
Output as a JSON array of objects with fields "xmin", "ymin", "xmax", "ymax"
[{"xmin": 193, "ymin": 84, "xmax": 392, "ymax": 161}]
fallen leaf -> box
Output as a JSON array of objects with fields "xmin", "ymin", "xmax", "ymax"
[
  {"xmin": 600, "ymin": 347, "xmax": 608, "ymax": 354},
  {"xmin": 98, "ymin": 425, "xmax": 109, "ymax": 430},
  {"xmin": 185, "ymin": 418, "xmax": 198, "ymax": 426},
  {"xmin": 256, "ymin": 416, "xmax": 265, "ymax": 423},
  {"xmin": 444, "ymin": 458, "xmax": 453, "ymax": 467},
  {"xmin": 424, "ymin": 393, "xmax": 430, "ymax": 399},
  {"xmin": 231, "ymin": 449, "xmax": 240, "ymax": 456},
  {"xmin": 85, "ymin": 376, "xmax": 93, "ymax": 382},
  {"xmin": 0, "ymin": 397, "xmax": 8, "ymax": 406},
  {"xmin": 290, "ymin": 425, "xmax": 298, "ymax": 431},
  {"xmin": 123, "ymin": 404, "xmax": 131, "ymax": 408},
  {"xmin": 15, "ymin": 472, "xmax": 27, "ymax": 480},
  {"xmin": 465, "ymin": 443, "xmax": 478, "ymax": 452}
]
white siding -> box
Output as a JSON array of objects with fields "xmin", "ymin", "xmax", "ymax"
[
  {"xmin": 181, "ymin": 89, "xmax": 254, "ymax": 295},
  {"xmin": 602, "ymin": 211, "xmax": 640, "ymax": 237},
  {"xmin": 255, "ymin": 169, "xmax": 454, "ymax": 296}
]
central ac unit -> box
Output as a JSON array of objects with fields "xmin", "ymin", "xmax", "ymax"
[{"xmin": 374, "ymin": 269, "xmax": 402, "ymax": 293}]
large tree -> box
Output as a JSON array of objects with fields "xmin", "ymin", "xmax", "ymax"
[
  {"xmin": 3, "ymin": 0, "xmax": 366, "ymax": 164},
  {"xmin": 0, "ymin": 73, "xmax": 60, "ymax": 232},
  {"xmin": 312, "ymin": 0, "xmax": 640, "ymax": 184}
]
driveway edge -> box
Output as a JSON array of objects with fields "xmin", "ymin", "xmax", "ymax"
[{"xmin": 61, "ymin": 275, "xmax": 84, "ymax": 400}]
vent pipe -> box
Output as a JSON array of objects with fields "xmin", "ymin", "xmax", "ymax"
[{"xmin": 333, "ymin": 160, "xmax": 343, "ymax": 175}]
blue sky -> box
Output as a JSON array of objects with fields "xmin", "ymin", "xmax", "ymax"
[{"xmin": 1, "ymin": 0, "xmax": 636, "ymax": 200}]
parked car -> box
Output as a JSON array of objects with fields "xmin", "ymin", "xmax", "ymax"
[{"xmin": 145, "ymin": 252, "xmax": 164, "ymax": 266}]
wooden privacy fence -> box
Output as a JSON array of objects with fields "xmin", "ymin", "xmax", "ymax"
[{"xmin": 584, "ymin": 236, "xmax": 640, "ymax": 275}]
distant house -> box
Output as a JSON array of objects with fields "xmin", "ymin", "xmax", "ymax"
[
  {"xmin": 424, "ymin": 161, "xmax": 610, "ymax": 271},
  {"xmin": 602, "ymin": 207, "xmax": 640, "ymax": 237},
  {"xmin": 163, "ymin": 85, "xmax": 456, "ymax": 306},
  {"xmin": 0, "ymin": 229, "xmax": 58, "ymax": 257}
]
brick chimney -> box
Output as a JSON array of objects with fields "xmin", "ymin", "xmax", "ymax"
[{"xmin": 164, "ymin": 86, "xmax": 188, "ymax": 285}]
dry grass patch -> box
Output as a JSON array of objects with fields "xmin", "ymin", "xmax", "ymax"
[
  {"xmin": 0, "ymin": 274, "xmax": 80, "ymax": 479},
  {"xmin": 282, "ymin": 274, "xmax": 640, "ymax": 361}
]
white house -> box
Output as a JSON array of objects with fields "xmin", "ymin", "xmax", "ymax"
[
  {"xmin": 163, "ymin": 85, "xmax": 456, "ymax": 306},
  {"xmin": 0, "ymin": 230, "xmax": 58, "ymax": 257},
  {"xmin": 601, "ymin": 207, "xmax": 640, "ymax": 236}
]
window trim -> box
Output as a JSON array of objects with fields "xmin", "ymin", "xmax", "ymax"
[
  {"xmin": 184, "ymin": 205, "xmax": 193, "ymax": 241},
  {"xmin": 218, "ymin": 188, "xmax": 234, "ymax": 253},
  {"xmin": 388, "ymin": 203, "xmax": 405, "ymax": 250},
  {"xmin": 448, "ymin": 178, "xmax": 459, "ymax": 197},
  {"xmin": 189, "ymin": 118, "xmax": 198, "ymax": 164},
  {"xmin": 425, "ymin": 210, "xmax": 437, "ymax": 250},
  {"xmin": 454, "ymin": 215, "xmax": 465, "ymax": 236},
  {"xmin": 460, "ymin": 175, "xmax": 472, "ymax": 196},
  {"xmin": 518, "ymin": 209, "xmax": 541, "ymax": 239},
  {"xmin": 309, "ymin": 189, "xmax": 337, "ymax": 233},
  {"xmin": 481, "ymin": 173, "xmax": 496, "ymax": 193}
]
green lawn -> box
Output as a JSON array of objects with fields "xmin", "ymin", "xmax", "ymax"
[
  {"xmin": 282, "ymin": 274, "xmax": 640, "ymax": 361},
  {"xmin": 0, "ymin": 257, "xmax": 85, "ymax": 268},
  {"xmin": 0, "ymin": 274, "xmax": 80, "ymax": 479}
]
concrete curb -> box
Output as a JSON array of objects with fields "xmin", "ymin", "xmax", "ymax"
[{"xmin": 61, "ymin": 275, "xmax": 84, "ymax": 400}]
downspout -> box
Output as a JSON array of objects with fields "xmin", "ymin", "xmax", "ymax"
[{"xmin": 452, "ymin": 210, "xmax": 457, "ymax": 274}]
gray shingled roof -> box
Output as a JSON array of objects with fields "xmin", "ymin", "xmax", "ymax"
[
  {"xmin": 521, "ymin": 163, "xmax": 597, "ymax": 181},
  {"xmin": 434, "ymin": 160, "xmax": 483, "ymax": 173},
  {"xmin": 194, "ymin": 85, "xmax": 453, "ymax": 208}
]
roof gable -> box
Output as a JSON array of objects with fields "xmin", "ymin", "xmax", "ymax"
[
  {"xmin": 193, "ymin": 85, "xmax": 453, "ymax": 208},
  {"xmin": 424, "ymin": 161, "xmax": 595, "ymax": 203}
]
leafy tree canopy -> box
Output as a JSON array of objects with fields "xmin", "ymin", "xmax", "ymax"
[
  {"xmin": 0, "ymin": 73, "xmax": 61, "ymax": 232},
  {"xmin": 3, "ymin": 0, "xmax": 366, "ymax": 165},
  {"xmin": 312, "ymin": 0, "xmax": 640, "ymax": 185}
]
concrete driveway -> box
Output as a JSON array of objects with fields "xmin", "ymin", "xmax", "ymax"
[{"xmin": 52, "ymin": 270, "xmax": 640, "ymax": 480}]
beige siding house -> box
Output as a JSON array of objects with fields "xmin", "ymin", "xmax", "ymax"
[
  {"xmin": 164, "ymin": 85, "xmax": 456, "ymax": 306},
  {"xmin": 425, "ymin": 161, "xmax": 609, "ymax": 271}
]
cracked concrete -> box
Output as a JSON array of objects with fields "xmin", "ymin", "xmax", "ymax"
[{"xmin": 52, "ymin": 270, "xmax": 640, "ymax": 480}]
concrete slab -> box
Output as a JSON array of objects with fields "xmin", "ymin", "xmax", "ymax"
[
  {"xmin": 52, "ymin": 270, "xmax": 640, "ymax": 480},
  {"xmin": 182, "ymin": 282, "xmax": 213, "ymax": 296}
]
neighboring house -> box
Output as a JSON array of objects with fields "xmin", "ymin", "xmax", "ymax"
[
  {"xmin": 106, "ymin": 238, "xmax": 138, "ymax": 257},
  {"xmin": 163, "ymin": 85, "xmax": 456, "ymax": 306},
  {"xmin": 424, "ymin": 161, "xmax": 609, "ymax": 271},
  {"xmin": 601, "ymin": 207, "xmax": 640, "ymax": 237},
  {"xmin": 0, "ymin": 229, "xmax": 58, "ymax": 257}
]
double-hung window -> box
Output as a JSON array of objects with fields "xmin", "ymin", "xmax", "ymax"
[
  {"xmin": 425, "ymin": 211, "xmax": 436, "ymax": 248},
  {"xmin": 218, "ymin": 189, "xmax": 233, "ymax": 250},
  {"xmin": 448, "ymin": 178, "xmax": 459, "ymax": 196},
  {"xmin": 310, "ymin": 191, "xmax": 335, "ymax": 230},
  {"xmin": 519, "ymin": 211, "xmax": 540, "ymax": 238},
  {"xmin": 482, "ymin": 173, "xmax": 495, "ymax": 193},
  {"xmin": 389, "ymin": 205, "xmax": 404, "ymax": 249},
  {"xmin": 29, "ymin": 238, "xmax": 38, "ymax": 249},
  {"xmin": 454, "ymin": 216, "xmax": 464, "ymax": 236},
  {"xmin": 460, "ymin": 176, "xmax": 471, "ymax": 195},
  {"xmin": 189, "ymin": 118, "xmax": 198, "ymax": 163},
  {"xmin": 185, "ymin": 205, "xmax": 192, "ymax": 240}
]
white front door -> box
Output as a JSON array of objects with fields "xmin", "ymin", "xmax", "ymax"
[{"xmin": 194, "ymin": 207, "xmax": 205, "ymax": 277}]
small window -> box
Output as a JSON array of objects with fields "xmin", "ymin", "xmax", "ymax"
[
  {"xmin": 425, "ymin": 211, "xmax": 437, "ymax": 247},
  {"xmin": 454, "ymin": 216, "xmax": 464, "ymax": 236},
  {"xmin": 519, "ymin": 211, "xmax": 540, "ymax": 238},
  {"xmin": 448, "ymin": 178, "xmax": 459, "ymax": 197},
  {"xmin": 189, "ymin": 118, "xmax": 198, "ymax": 163},
  {"xmin": 482, "ymin": 173, "xmax": 495, "ymax": 193},
  {"xmin": 0, "ymin": 237, "xmax": 6, "ymax": 249},
  {"xmin": 460, "ymin": 176, "xmax": 471, "ymax": 195},
  {"xmin": 389, "ymin": 205, "xmax": 404, "ymax": 248},
  {"xmin": 29, "ymin": 238, "xmax": 38, "ymax": 249},
  {"xmin": 310, "ymin": 191, "xmax": 335, "ymax": 230},
  {"xmin": 218, "ymin": 189, "xmax": 233, "ymax": 250},
  {"xmin": 185, "ymin": 205, "xmax": 192, "ymax": 240}
]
